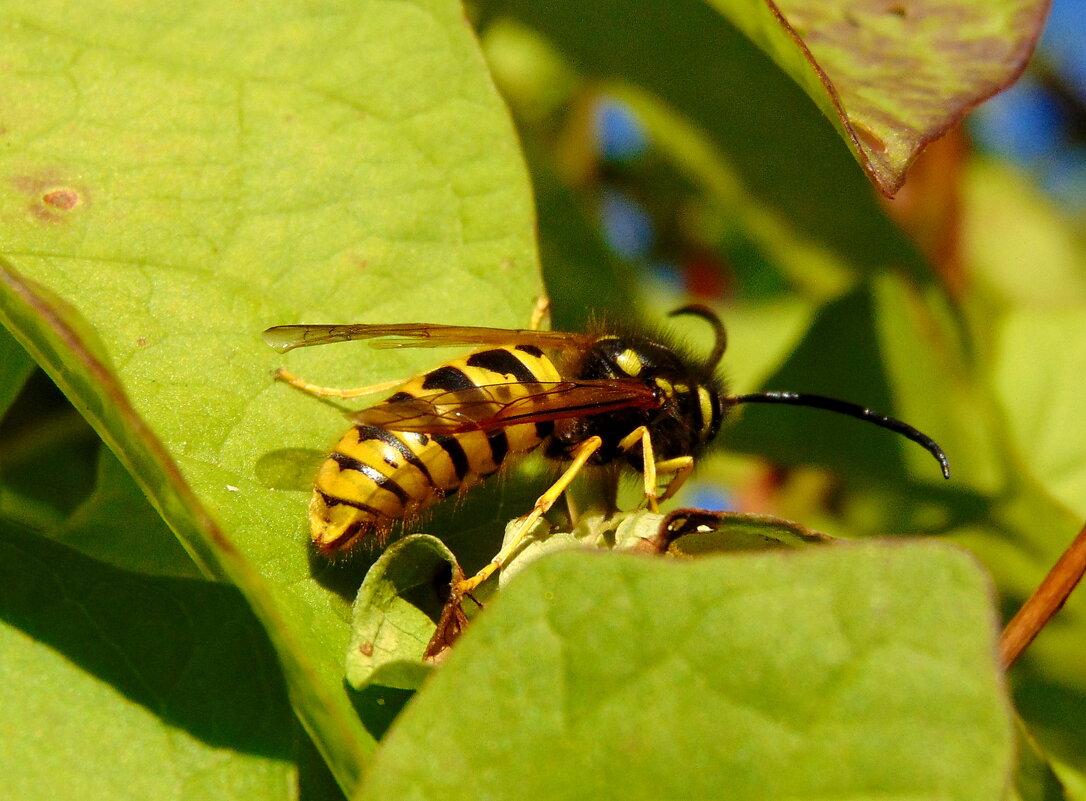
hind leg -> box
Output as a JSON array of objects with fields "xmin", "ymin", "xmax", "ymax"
[
  {"xmin": 529, "ymin": 294, "xmax": 551, "ymax": 331},
  {"xmin": 274, "ymin": 368, "xmax": 405, "ymax": 399}
]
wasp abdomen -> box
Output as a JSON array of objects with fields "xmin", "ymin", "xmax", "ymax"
[{"xmin": 309, "ymin": 346, "xmax": 563, "ymax": 553}]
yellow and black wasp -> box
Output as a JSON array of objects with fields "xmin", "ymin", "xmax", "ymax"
[{"xmin": 264, "ymin": 305, "xmax": 949, "ymax": 592}]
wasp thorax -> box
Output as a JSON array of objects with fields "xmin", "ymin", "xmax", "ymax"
[{"xmin": 546, "ymin": 334, "xmax": 726, "ymax": 467}]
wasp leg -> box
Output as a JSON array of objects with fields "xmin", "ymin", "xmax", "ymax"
[
  {"xmin": 617, "ymin": 427, "xmax": 695, "ymax": 511},
  {"xmin": 274, "ymin": 368, "xmax": 404, "ymax": 399},
  {"xmin": 652, "ymin": 456, "xmax": 695, "ymax": 504},
  {"xmin": 617, "ymin": 426, "xmax": 661, "ymax": 512},
  {"xmin": 455, "ymin": 435, "xmax": 603, "ymax": 594},
  {"xmin": 529, "ymin": 294, "xmax": 551, "ymax": 331}
]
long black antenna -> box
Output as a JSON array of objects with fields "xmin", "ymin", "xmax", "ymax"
[
  {"xmin": 731, "ymin": 391, "xmax": 951, "ymax": 479},
  {"xmin": 669, "ymin": 304, "xmax": 727, "ymax": 368}
]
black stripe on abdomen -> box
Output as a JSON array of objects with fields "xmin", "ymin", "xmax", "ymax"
[
  {"xmin": 316, "ymin": 489, "xmax": 387, "ymax": 517},
  {"xmin": 486, "ymin": 430, "xmax": 509, "ymax": 473},
  {"xmin": 422, "ymin": 366, "xmax": 476, "ymax": 391},
  {"xmin": 354, "ymin": 462, "xmax": 413, "ymax": 507},
  {"xmin": 330, "ymin": 452, "xmax": 413, "ymax": 507},
  {"xmin": 434, "ymin": 434, "xmax": 470, "ymax": 481},
  {"xmin": 354, "ymin": 424, "xmax": 435, "ymax": 485},
  {"xmin": 467, "ymin": 349, "xmax": 539, "ymax": 383},
  {"xmin": 330, "ymin": 450, "xmax": 365, "ymax": 472}
]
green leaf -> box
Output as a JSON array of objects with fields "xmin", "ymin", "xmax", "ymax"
[
  {"xmin": 994, "ymin": 308, "xmax": 1086, "ymax": 521},
  {"xmin": 361, "ymin": 542, "xmax": 1013, "ymax": 800},
  {"xmin": 1012, "ymin": 716, "xmax": 1071, "ymax": 801},
  {"xmin": 0, "ymin": 1, "xmax": 539, "ymax": 794},
  {"xmin": 963, "ymin": 160, "xmax": 1086, "ymax": 306},
  {"xmin": 708, "ymin": 0, "xmax": 1049, "ymax": 194},
  {"xmin": 0, "ymin": 523, "xmax": 296, "ymax": 800}
]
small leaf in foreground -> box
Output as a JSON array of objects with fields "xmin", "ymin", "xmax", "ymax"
[{"xmin": 345, "ymin": 534, "xmax": 463, "ymax": 692}]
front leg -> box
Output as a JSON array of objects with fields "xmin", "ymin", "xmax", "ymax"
[{"xmin": 617, "ymin": 426, "xmax": 695, "ymax": 510}]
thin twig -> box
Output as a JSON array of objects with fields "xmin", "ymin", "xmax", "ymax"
[{"xmin": 1000, "ymin": 520, "xmax": 1086, "ymax": 669}]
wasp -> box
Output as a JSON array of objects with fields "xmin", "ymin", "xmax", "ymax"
[{"xmin": 264, "ymin": 304, "xmax": 949, "ymax": 592}]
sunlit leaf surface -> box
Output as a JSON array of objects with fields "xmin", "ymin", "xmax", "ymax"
[{"xmin": 0, "ymin": 0, "xmax": 539, "ymax": 794}]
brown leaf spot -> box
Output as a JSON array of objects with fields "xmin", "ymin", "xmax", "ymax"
[
  {"xmin": 359, "ymin": 641, "xmax": 374, "ymax": 657},
  {"xmin": 10, "ymin": 173, "xmax": 88, "ymax": 223},
  {"xmin": 43, "ymin": 187, "xmax": 81, "ymax": 210}
]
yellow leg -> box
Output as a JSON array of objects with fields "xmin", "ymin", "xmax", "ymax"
[
  {"xmin": 455, "ymin": 435, "xmax": 603, "ymax": 594},
  {"xmin": 616, "ymin": 428, "xmax": 696, "ymax": 509},
  {"xmin": 274, "ymin": 368, "xmax": 404, "ymax": 399},
  {"xmin": 653, "ymin": 456, "xmax": 695, "ymax": 504},
  {"xmin": 617, "ymin": 426, "xmax": 659, "ymax": 512}
]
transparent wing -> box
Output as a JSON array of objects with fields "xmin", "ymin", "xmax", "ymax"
[
  {"xmin": 263, "ymin": 322, "xmax": 593, "ymax": 353},
  {"xmin": 351, "ymin": 380, "xmax": 661, "ymax": 434}
]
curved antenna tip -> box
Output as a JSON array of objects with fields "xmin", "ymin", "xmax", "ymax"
[
  {"xmin": 936, "ymin": 452, "xmax": 951, "ymax": 480},
  {"xmin": 668, "ymin": 304, "xmax": 727, "ymax": 367},
  {"xmin": 732, "ymin": 391, "xmax": 951, "ymax": 480}
]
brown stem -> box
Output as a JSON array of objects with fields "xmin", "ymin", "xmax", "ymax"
[{"xmin": 1000, "ymin": 520, "xmax": 1086, "ymax": 669}]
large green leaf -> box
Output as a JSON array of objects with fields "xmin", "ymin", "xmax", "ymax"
[
  {"xmin": 362, "ymin": 542, "xmax": 1012, "ymax": 800},
  {"xmin": 0, "ymin": 0, "xmax": 539, "ymax": 794}
]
